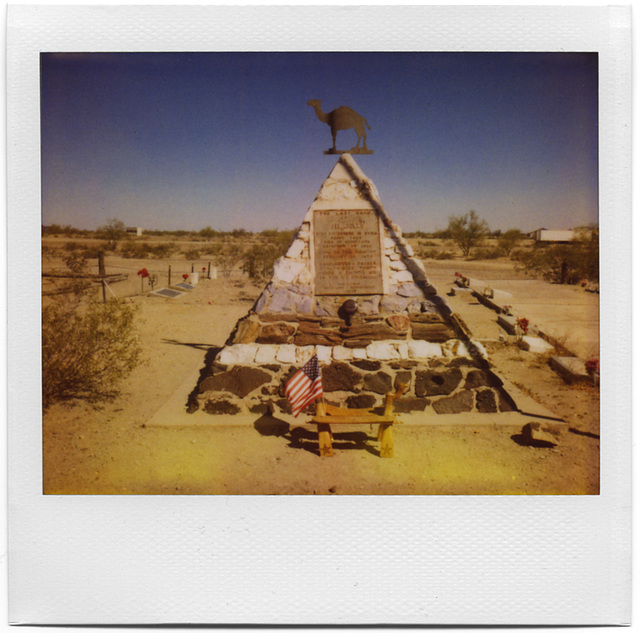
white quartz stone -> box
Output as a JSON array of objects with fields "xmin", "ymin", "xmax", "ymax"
[
  {"xmin": 272, "ymin": 258, "xmax": 305, "ymax": 284},
  {"xmin": 332, "ymin": 346, "xmax": 353, "ymax": 361},
  {"xmin": 407, "ymin": 340, "xmax": 443, "ymax": 359},
  {"xmin": 389, "ymin": 259, "xmax": 407, "ymax": 271},
  {"xmin": 366, "ymin": 341, "xmax": 401, "ymax": 360},
  {"xmin": 352, "ymin": 347, "xmax": 368, "ymax": 359},
  {"xmin": 276, "ymin": 345, "xmax": 298, "ymax": 364},
  {"xmin": 218, "ymin": 344, "xmax": 258, "ymax": 365},
  {"xmin": 286, "ymin": 238, "xmax": 306, "ymax": 259},
  {"xmin": 397, "ymin": 342, "xmax": 409, "ymax": 359},
  {"xmin": 254, "ymin": 345, "xmax": 278, "ymax": 364},
  {"xmin": 296, "ymin": 346, "xmax": 316, "ymax": 364},
  {"xmin": 315, "ymin": 345, "xmax": 333, "ymax": 363},
  {"xmin": 392, "ymin": 270, "xmax": 414, "ymax": 283}
]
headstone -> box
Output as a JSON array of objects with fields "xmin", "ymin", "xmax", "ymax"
[{"xmin": 150, "ymin": 288, "xmax": 185, "ymax": 299}]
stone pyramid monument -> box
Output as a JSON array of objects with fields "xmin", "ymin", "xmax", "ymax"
[{"xmin": 192, "ymin": 153, "xmax": 517, "ymax": 417}]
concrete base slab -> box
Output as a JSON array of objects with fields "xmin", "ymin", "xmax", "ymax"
[{"xmin": 519, "ymin": 335, "xmax": 554, "ymax": 354}]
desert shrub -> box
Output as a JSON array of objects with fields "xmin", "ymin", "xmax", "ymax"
[
  {"xmin": 469, "ymin": 247, "xmax": 502, "ymax": 260},
  {"xmin": 436, "ymin": 251, "xmax": 455, "ymax": 260},
  {"xmin": 42, "ymin": 296, "xmax": 143, "ymax": 408},
  {"xmin": 64, "ymin": 241, "xmax": 80, "ymax": 252},
  {"xmin": 183, "ymin": 247, "xmax": 201, "ymax": 259},
  {"xmin": 121, "ymin": 241, "xmax": 177, "ymax": 259},
  {"xmin": 446, "ymin": 210, "xmax": 490, "ymax": 256},
  {"xmin": 514, "ymin": 239, "xmax": 599, "ymax": 284},
  {"xmin": 96, "ymin": 218, "xmax": 127, "ymax": 251},
  {"xmin": 497, "ymin": 229, "xmax": 524, "ymax": 256},
  {"xmin": 418, "ymin": 248, "xmax": 440, "ymax": 259},
  {"xmin": 420, "ymin": 240, "xmax": 438, "ymax": 247},
  {"xmin": 241, "ymin": 243, "xmax": 281, "ymax": 281}
]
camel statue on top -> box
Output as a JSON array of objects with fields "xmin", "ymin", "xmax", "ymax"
[{"xmin": 307, "ymin": 99, "xmax": 371, "ymax": 153}]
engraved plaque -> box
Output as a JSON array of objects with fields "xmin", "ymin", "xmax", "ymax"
[{"xmin": 314, "ymin": 208, "xmax": 383, "ymax": 295}]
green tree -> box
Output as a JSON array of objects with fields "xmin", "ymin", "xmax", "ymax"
[
  {"xmin": 497, "ymin": 229, "xmax": 525, "ymax": 256},
  {"xmin": 97, "ymin": 218, "xmax": 127, "ymax": 251},
  {"xmin": 447, "ymin": 210, "xmax": 490, "ymax": 257}
]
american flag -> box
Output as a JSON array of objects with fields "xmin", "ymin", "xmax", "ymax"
[{"xmin": 284, "ymin": 354, "xmax": 323, "ymax": 417}]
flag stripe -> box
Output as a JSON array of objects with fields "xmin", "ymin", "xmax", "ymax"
[{"xmin": 284, "ymin": 355, "xmax": 323, "ymax": 417}]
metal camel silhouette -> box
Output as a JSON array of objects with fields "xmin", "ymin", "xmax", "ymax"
[{"xmin": 307, "ymin": 99, "xmax": 372, "ymax": 154}]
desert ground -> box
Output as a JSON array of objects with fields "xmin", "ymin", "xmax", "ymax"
[{"xmin": 42, "ymin": 239, "xmax": 600, "ymax": 495}]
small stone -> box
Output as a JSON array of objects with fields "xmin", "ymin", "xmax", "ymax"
[
  {"xmin": 397, "ymin": 283, "xmax": 423, "ymax": 298},
  {"xmin": 522, "ymin": 421, "xmax": 565, "ymax": 445},
  {"xmin": 520, "ymin": 336, "xmax": 554, "ymax": 354},
  {"xmin": 415, "ymin": 368, "xmax": 462, "ymax": 396},
  {"xmin": 276, "ymin": 345, "xmax": 297, "ymax": 364},
  {"xmin": 389, "ymin": 259, "xmax": 407, "ymax": 271},
  {"xmin": 394, "ymin": 397, "xmax": 430, "ymax": 413},
  {"xmin": 253, "ymin": 292, "xmax": 269, "ymax": 313},
  {"xmin": 358, "ymin": 296, "xmax": 381, "ymax": 315},
  {"xmin": 397, "ymin": 342, "xmax": 409, "ymax": 359},
  {"xmin": 346, "ymin": 394, "xmax": 377, "ymax": 409},
  {"xmin": 351, "ymin": 359, "xmax": 381, "ymax": 371},
  {"xmin": 366, "ymin": 341, "xmax": 401, "ymax": 360},
  {"xmin": 408, "ymin": 340, "xmax": 443, "ymax": 359},
  {"xmin": 548, "ymin": 356, "xmax": 591, "ymax": 383},
  {"xmin": 386, "ymin": 315, "xmax": 410, "ymax": 331},
  {"xmin": 203, "ymin": 399, "xmax": 242, "ymax": 415},
  {"xmin": 332, "ymin": 346, "xmax": 353, "ymax": 361},
  {"xmin": 322, "ymin": 362, "xmax": 362, "ymax": 392},
  {"xmin": 380, "ymin": 295, "xmax": 408, "ymax": 313},
  {"xmin": 256, "ymin": 322, "xmax": 296, "ymax": 344},
  {"xmin": 217, "ymin": 344, "xmax": 258, "ymax": 365},
  {"xmin": 296, "ymin": 347, "xmax": 316, "ymax": 364},
  {"xmin": 199, "ymin": 366, "xmax": 272, "ymax": 398},
  {"xmin": 286, "ymin": 238, "xmax": 306, "ymax": 259},
  {"xmin": 432, "ymin": 390, "xmax": 474, "ymax": 414},
  {"xmin": 475, "ymin": 388, "xmax": 498, "ymax": 413},
  {"xmin": 364, "ymin": 371, "xmax": 393, "ymax": 394},
  {"xmin": 296, "ymin": 296, "xmax": 314, "ymax": 314},
  {"xmin": 352, "ymin": 347, "xmax": 368, "ymax": 359},
  {"xmin": 254, "ymin": 345, "xmax": 278, "ymax": 364},
  {"xmin": 269, "ymin": 288, "xmax": 302, "ymax": 313},
  {"xmin": 393, "ymin": 270, "xmax": 414, "ymax": 284},
  {"xmin": 316, "ymin": 345, "xmax": 333, "ymax": 363},
  {"xmin": 272, "ymin": 258, "xmax": 305, "ymax": 284}
]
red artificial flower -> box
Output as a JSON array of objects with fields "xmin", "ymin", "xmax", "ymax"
[
  {"xmin": 517, "ymin": 317, "xmax": 529, "ymax": 334},
  {"xmin": 182, "ymin": 273, "xmax": 189, "ymax": 280},
  {"xmin": 137, "ymin": 268, "xmax": 149, "ymax": 278},
  {"xmin": 585, "ymin": 358, "xmax": 599, "ymax": 374},
  {"xmin": 202, "ymin": 267, "xmax": 206, "ymax": 272}
]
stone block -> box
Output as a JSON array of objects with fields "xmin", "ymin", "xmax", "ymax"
[
  {"xmin": 351, "ymin": 359, "xmax": 381, "ymax": 372},
  {"xmin": 522, "ymin": 421, "xmax": 565, "ymax": 445},
  {"xmin": 364, "ymin": 371, "xmax": 393, "ymax": 394},
  {"xmin": 475, "ymin": 388, "xmax": 498, "ymax": 413},
  {"xmin": 520, "ymin": 336, "xmax": 554, "ymax": 354},
  {"xmin": 322, "ymin": 362, "xmax": 362, "ymax": 392},
  {"xmin": 386, "ymin": 315, "xmax": 411, "ymax": 331},
  {"xmin": 464, "ymin": 369, "xmax": 501, "ymax": 390},
  {"xmin": 217, "ymin": 344, "xmax": 258, "ymax": 365},
  {"xmin": 272, "ymin": 258, "xmax": 305, "ymax": 284},
  {"xmin": 359, "ymin": 296, "xmax": 381, "ymax": 315},
  {"xmin": 352, "ymin": 347, "xmax": 368, "ymax": 359},
  {"xmin": 254, "ymin": 345, "xmax": 278, "ymax": 364},
  {"xmin": 393, "ymin": 270, "xmax": 414, "ymax": 284},
  {"xmin": 276, "ymin": 345, "xmax": 298, "ymax": 364},
  {"xmin": 380, "ymin": 295, "xmax": 408, "ymax": 313},
  {"xmin": 415, "ymin": 368, "xmax": 462, "ymax": 397},
  {"xmin": 231, "ymin": 316, "xmax": 261, "ymax": 344},
  {"xmin": 316, "ymin": 345, "xmax": 333, "ymax": 363},
  {"xmin": 286, "ymin": 238, "xmax": 306, "ymax": 259},
  {"xmin": 432, "ymin": 390, "xmax": 474, "ymax": 414},
  {"xmin": 296, "ymin": 296, "xmax": 314, "ymax": 314},
  {"xmin": 269, "ymin": 288, "xmax": 302, "ymax": 313},
  {"xmin": 203, "ymin": 399, "xmax": 242, "ymax": 415},
  {"xmin": 549, "ymin": 356, "xmax": 591, "ymax": 383},
  {"xmin": 394, "ymin": 397, "xmax": 430, "ymax": 413},
  {"xmin": 389, "ymin": 259, "xmax": 407, "ymax": 271},
  {"xmin": 256, "ymin": 322, "xmax": 296, "ymax": 344},
  {"xmin": 346, "ymin": 394, "xmax": 377, "ymax": 409},
  {"xmin": 366, "ymin": 341, "xmax": 401, "ymax": 360},
  {"xmin": 332, "ymin": 346, "xmax": 353, "ymax": 361},
  {"xmin": 397, "ymin": 282, "xmax": 422, "ymax": 297},
  {"xmin": 397, "ymin": 342, "xmax": 409, "ymax": 359},
  {"xmin": 408, "ymin": 340, "xmax": 443, "ymax": 359},
  {"xmin": 199, "ymin": 366, "xmax": 272, "ymax": 398}
]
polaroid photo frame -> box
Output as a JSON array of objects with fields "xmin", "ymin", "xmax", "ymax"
[{"xmin": 6, "ymin": 5, "xmax": 631, "ymax": 625}]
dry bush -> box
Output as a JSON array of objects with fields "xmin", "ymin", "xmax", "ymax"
[{"xmin": 42, "ymin": 295, "xmax": 143, "ymax": 409}]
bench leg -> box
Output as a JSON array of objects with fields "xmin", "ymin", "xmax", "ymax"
[
  {"xmin": 318, "ymin": 423, "xmax": 334, "ymax": 457},
  {"xmin": 379, "ymin": 423, "xmax": 394, "ymax": 458}
]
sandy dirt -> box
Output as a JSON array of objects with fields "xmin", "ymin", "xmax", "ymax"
[{"xmin": 42, "ymin": 253, "xmax": 600, "ymax": 495}]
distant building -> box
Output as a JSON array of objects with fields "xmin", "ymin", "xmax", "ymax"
[
  {"xmin": 528, "ymin": 228, "xmax": 575, "ymax": 243},
  {"xmin": 126, "ymin": 226, "xmax": 143, "ymax": 237}
]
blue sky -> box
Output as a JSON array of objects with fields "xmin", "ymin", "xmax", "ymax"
[{"xmin": 40, "ymin": 52, "xmax": 598, "ymax": 233}]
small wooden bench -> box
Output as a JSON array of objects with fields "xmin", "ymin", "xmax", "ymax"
[{"xmin": 307, "ymin": 383, "xmax": 407, "ymax": 457}]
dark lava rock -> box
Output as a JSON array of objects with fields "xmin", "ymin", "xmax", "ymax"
[
  {"xmin": 394, "ymin": 370, "xmax": 412, "ymax": 390},
  {"xmin": 274, "ymin": 397, "xmax": 292, "ymax": 414},
  {"xmin": 249, "ymin": 401, "xmax": 272, "ymax": 414},
  {"xmin": 199, "ymin": 366, "xmax": 272, "ymax": 398},
  {"xmin": 498, "ymin": 390, "xmax": 518, "ymax": 412},
  {"xmin": 394, "ymin": 397, "xmax": 431, "ymax": 413},
  {"xmin": 475, "ymin": 388, "xmax": 498, "ymax": 413},
  {"xmin": 351, "ymin": 359, "xmax": 382, "ymax": 372},
  {"xmin": 346, "ymin": 394, "xmax": 377, "ymax": 409},
  {"xmin": 447, "ymin": 356, "xmax": 481, "ymax": 368},
  {"xmin": 464, "ymin": 369, "xmax": 501, "ymax": 389},
  {"xmin": 203, "ymin": 399, "xmax": 241, "ymax": 415},
  {"xmin": 364, "ymin": 371, "xmax": 393, "ymax": 394},
  {"xmin": 256, "ymin": 322, "xmax": 296, "ymax": 344},
  {"xmin": 432, "ymin": 390, "xmax": 474, "ymax": 414},
  {"xmin": 389, "ymin": 360, "xmax": 419, "ymax": 370},
  {"xmin": 323, "ymin": 362, "xmax": 362, "ymax": 392},
  {"xmin": 415, "ymin": 368, "xmax": 462, "ymax": 397},
  {"xmin": 278, "ymin": 367, "xmax": 298, "ymax": 396}
]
